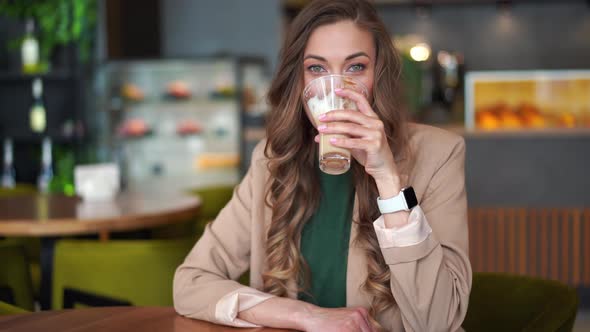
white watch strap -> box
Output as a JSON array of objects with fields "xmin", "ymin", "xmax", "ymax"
[{"xmin": 377, "ymin": 191, "xmax": 408, "ymax": 214}]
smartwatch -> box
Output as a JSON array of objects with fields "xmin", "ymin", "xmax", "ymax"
[{"xmin": 377, "ymin": 187, "xmax": 418, "ymax": 214}]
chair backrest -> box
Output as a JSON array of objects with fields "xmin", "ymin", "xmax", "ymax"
[
  {"xmin": 51, "ymin": 238, "xmax": 194, "ymax": 310},
  {"xmin": 188, "ymin": 185, "xmax": 235, "ymax": 222},
  {"xmin": 151, "ymin": 185, "xmax": 235, "ymax": 239},
  {"xmin": 0, "ymin": 184, "xmax": 36, "ymax": 198},
  {"xmin": 0, "ymin": 241, "xmax": 34, "ymax": 311},
  {"xmin": 188, "ymin": 186, "xmax": 234, "ymax": 237},
  {"xmin": 462, "ymin": 272, "xmax": 578, "ymax": 332},
  {"xmin": 0, "ymin": 301, "xmax": 28, "ymax": 316}
]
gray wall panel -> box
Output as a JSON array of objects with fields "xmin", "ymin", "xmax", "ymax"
[
  {"xmin": 465, "ymin": 134, "xmax": 590, "ymax": 207},
  {"xmin": 161, "ymin": 0, "xmax": 281, "ymax": 69},
  {"xmin": 379, "ymin": 2, "xmax": 590, "ymax": 70}
]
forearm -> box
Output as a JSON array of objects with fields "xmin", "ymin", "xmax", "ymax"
[{"xmin": 238, "ymin": 296, "xmax": 316, "ymax": 330}]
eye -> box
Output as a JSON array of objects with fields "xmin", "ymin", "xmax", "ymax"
[
  {"xmin": 348, "ymin": 63, "xmax": 366, "ymax": 72},
  {"xmin": 307, "ymin": 65, "xmax": 326, "ymax": 73}
]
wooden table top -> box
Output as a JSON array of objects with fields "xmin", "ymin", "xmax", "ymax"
[
  {"xmin": 0, "ymin": 307, "xmax": 294, "ymax": 332},
  {"xmin": 0, "ymin": 192, "xmax": 201, "ymax": 237}
]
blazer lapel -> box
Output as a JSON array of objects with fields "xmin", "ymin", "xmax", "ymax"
[{"xmin": 346, "ymin": 193, "xmax": 371, "ymax": 307}]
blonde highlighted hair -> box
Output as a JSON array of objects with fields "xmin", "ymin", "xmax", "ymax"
[{"xmin": 262, "ymin": 0, "xmax": 410, "ymax": 319}]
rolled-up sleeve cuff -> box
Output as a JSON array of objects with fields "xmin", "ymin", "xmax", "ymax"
[
  {"xmin": 214, "ymin": 287, "xmax": 275, "ymax": 327},
  {"xmin": 373, "ymin": 205, "xmax": 433, "ymax": 249},
  {"xmin": 381, "ymin": 234, "xmax": 440, "ymax": 265}
]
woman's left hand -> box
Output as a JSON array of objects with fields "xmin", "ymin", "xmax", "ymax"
[{"xmin": 315, "ymin": 88, "xmax": 400, "ymax": 185}]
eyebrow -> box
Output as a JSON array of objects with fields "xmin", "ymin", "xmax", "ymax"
[{"xmin": 303, "ymin": 52, "xmax": 370, "ymax": 61}]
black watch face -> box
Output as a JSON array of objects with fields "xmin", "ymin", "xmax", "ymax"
[{"xmin": 403, "ymin": 187, "xmax": 418, "ymax": 209}]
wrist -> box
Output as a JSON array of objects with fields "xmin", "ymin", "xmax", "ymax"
[
  {"xmin": 291, "ymin": 301, "xmax": 318, "ymax": 331},
  {"xmin": 374, "ymin": 175, "xmax": 402, "ymax": 198}
]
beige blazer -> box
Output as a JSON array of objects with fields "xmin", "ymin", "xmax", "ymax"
[{"xmin": 174, "ymin": 123, "xmax": 472, "ymax": 331}]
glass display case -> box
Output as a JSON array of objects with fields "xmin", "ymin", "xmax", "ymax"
[
  {"xmin": 94, "ymin": 57, "xmax": 269, "ymax": 192},
  {"xmin": 465, "ymin": 70, "xmax": 590, "ymax": 130}
]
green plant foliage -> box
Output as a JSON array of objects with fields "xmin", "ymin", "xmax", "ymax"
[
  {"xmin": 50, "ymin": 147, "xmax": 76, "ymax": 196},
  {"xmin": 0, "ymin": 0, "xmax": 98, "ymax": 65}
]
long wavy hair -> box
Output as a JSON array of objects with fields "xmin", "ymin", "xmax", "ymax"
[{"xmin": 262, "ymin": 0, "xmax": 410, "ymax": 319}]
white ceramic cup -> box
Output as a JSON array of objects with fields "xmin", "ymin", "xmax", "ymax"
[{"xmin": 75, "ymin": 163, "xmax": 120, "ymax": 202}]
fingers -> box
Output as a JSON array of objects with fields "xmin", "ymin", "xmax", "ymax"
[
  {"xmin": 335, "ymin": 88, "xmax": 377, "ymax": 118},
  {"xmin": 318, "ymin": 109, "xmax": 382, "ymax": 130},
  {"xmin": 353, "ymin": 308, "xmax": 372, "ymax": 332},
  {"xmin": 329, "ymin": 136, "xmax": 383, "ymax": 153},
  {"xmin": 318, "ymin": 122, "xmax": 376, "ymax": 139},
  {"xmin": 357, "ymin": 307, "xmax": 377, "ymax": 332},
  {"xmin": 317, "ymin": 110, "xmax": 385, "ymax": 147},
  {"xmin": 356, "ymin": 306, "xmax": 369, "ymax": 317}
]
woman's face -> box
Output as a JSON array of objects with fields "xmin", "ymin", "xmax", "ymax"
[{"xmin": 302, "ymin": 20, "xmax": 376, "ymax": 96}]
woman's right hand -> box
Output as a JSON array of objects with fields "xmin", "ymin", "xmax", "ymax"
[{"xmin": 301, "ymin": 306, "xmax": 376, "ymax": 332}]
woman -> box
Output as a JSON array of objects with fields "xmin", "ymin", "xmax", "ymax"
[{"xmin": 173, "ymin": 0, "xmax": 471, "ymax": 331}]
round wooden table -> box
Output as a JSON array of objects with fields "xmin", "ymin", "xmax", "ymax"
[
  {"xmin": 0, "ymin": 192, "xmax": 201, "ymax": 310},
  {"xmin": 0, "ymin": 192, "xmax": 201, "ymax": 240},
  {"xmin": 0, "ymin": 307, "xmax": 293, "ymax": 332}
]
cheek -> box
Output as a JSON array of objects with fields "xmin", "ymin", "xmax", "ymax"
[
  {"xmin": 303, "ymin": 72, "xmax": 314, "ymax": 88},
  {"xmin": 364, "ymin": 80, "xmax": 373, "ymax": 95},
  {"xmin": 359, "ymin": 76, "xmax": 374, "ymax": 101}
]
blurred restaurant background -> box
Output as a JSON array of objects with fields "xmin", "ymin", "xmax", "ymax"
[{"xmin": 0, "ymin": 0, "xmax": 589, "ymax": 330}]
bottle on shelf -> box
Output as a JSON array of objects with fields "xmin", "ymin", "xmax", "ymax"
[
  {"xmin": 21, "ymin": 19, "xmax": 40, "ymax": 74},
  {"xmin": 1, "ymin": 138, "xmax": 16, "ymax": 189},
  {"xmin": 30, "ymin": 78, "xmax": 47, "ymax": 134},
  {"xmin": 38, "ymin": 137, "xmax": 53, "ymax": 194}
]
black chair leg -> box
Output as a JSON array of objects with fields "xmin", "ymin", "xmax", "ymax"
[
  {"xmin": 0, "ymin": 286, "xmax": 15, "ymax": 305},
  {"xmin": 62, "ymin": 288, "xmax": 132, "ymax": 309}
]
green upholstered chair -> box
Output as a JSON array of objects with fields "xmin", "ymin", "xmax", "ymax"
[
  {"xmin": 189, "ymin": 185, "xmax": 234, "ymax": 232},
  {"xmin": 0, "ymin": 184, "xmax": 41, "ymax": 298},
  {"xmin": 0, "ymin": 301, "xmax": 28, "ymax": 315},
  {"xmin": 188, "ymin": 185, "xmax": 234, "ymax": 221},
  {"xmin": 151, "ymin": 185, "xmax": 235, "ymax": 239},
  {"xmin": 0, "ymin": 184, "xmax": 36, "ymax": 198},
  {"xmin": 0, "ymin": 241, "xmax": 34, "ymax": 311},
  {"xmin": 150, "ymin": 185, "xmax": 250, "ymax": 285},
  {"xmin": 51, "ymin": 238, "xmax": 194, "ymax": 310},
  {"xmin": 463, "ymin": 273, "xmax": 578, "ymax": 332}
]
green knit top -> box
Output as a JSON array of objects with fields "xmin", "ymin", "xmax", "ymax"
[{"xmin": 298, "ymin": 169, "xmax": 355, "ymax": 308}]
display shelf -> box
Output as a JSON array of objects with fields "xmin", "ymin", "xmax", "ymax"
[
  {"xmin": 0, "ymin": 70, "xmax": 77, "ymax": 81},
  {"xmin": 95, "ymin": 57, "xmax": 269, "ymax": 187},
  {"xmin": 438, "ymin": 124, "xmax": 590, "ymax": 138},
  {"xmin": 464, "ymin": 70, "xmax": 590, "ymax": 131}
]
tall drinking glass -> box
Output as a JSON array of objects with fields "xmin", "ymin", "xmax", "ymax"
[{"xmin": 303, "ymin": 75, "xmax": 368, "ymax": 175}]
